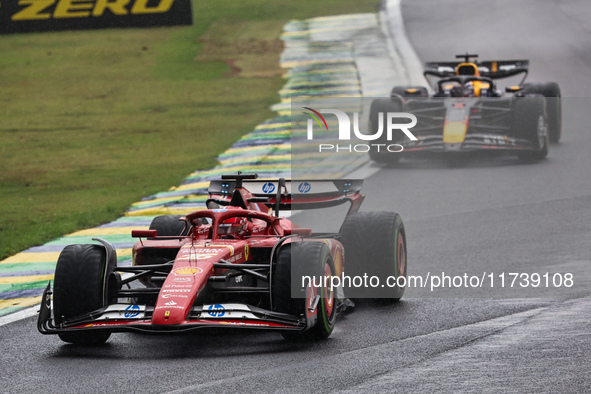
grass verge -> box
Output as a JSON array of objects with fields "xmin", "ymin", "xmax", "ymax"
[{"xmin": 0, "ymin": 0, "xmax": 379, "ymax": 260}]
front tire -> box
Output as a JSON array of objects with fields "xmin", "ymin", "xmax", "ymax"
[
  {"xmin": 53, "ymin": 244, "xmax": 117, "ymax": 345},
  {"xmin": 272, "ymin": 242, "xmax": 337, "ymax": 340},
  {"xmin": 339, "ymin": 212, "xmax": 407, "ymax": 300},
  {"xmin": 512, "ymin": 96, "xmax": 549, "ymax": 162},
  {"xmin": 522, "ymin": 82, "xmax": 561, "ymax": 143}
]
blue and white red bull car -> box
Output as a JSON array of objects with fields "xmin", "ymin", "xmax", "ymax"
[
  {"xmin": 369, "ymin": 53, "xmax": 562, "ymax": 164},
  {"xmin": 38, "ymin": 173, "xmax": 407, "ymax": 345}
]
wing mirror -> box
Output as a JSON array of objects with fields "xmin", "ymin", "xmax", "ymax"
[{"xmin": 505, "ymin": 85, "xmax": 523, "ymax": 93}]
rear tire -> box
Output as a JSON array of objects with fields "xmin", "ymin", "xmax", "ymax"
[
  {"xmin": 512, "ymin": 96, "xmax": 549, "ymax": 162},
  {"xmin": 339, "ymin": 212, "xmax": 407, "ymax": 300},
  {"xmin": 149, "ymin": 215, "xmax": 188, "ymax": 236},
  {"xmin": 272, "ymin": 242, "xmax": 337, "ymax": 340},
  {"xmin": 53, "ymin": 244, "xmax": 116, "ymax": 345},
  {"xmin": 522, "ymin": 82, "xmax": 561, "ymax": 143}
]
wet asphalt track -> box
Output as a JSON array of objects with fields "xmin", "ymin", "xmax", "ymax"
[{"xmin": 3, "ymin": 0, "xmax": 591, "ymax": 392}]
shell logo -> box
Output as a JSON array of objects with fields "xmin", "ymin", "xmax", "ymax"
[{"xmin": 172, "ymin": 267, "xmax": 203, "ymax": 276}]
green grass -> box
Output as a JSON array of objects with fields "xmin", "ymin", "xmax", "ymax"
[{"xmin": 0, "ymin": 0, "xmax": 379, "ymax": 260}]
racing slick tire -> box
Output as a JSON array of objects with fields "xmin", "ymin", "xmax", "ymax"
[
  {"xmin": 149, "ymin": 215, "xmax": 189, "ymax": 236},
  {"xmin": 339, "ymin": 212, "xmax": 407, "ymax": 301},
  {"xmin": 272, "ymin": 242, "xmax": 337, "ymax": 340},
  {"xmin": 522, "ymin": 82, "xmax": 562, "ymax": 143},
  {"xmin": 53, "ymin": 244, "xmax": 117, "ymax": 345},
  {"xmin": 512, "ymin": 95, "xmax": 549, "ymax": 162},
  {"xmin": 134, "ymin": 215, "xmax": 189, "ymax": 294},
  {"xmin": 391, "ymin": 85, "xmax": 428, "ymax": 98},
  {"xmin": 368, "ymin": 98, "xmax": 404, "ymax": 164}
]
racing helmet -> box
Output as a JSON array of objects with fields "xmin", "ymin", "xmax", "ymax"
[{"xmin": 218, "ymin": 216, "xmax": 246, "ymax": 236}]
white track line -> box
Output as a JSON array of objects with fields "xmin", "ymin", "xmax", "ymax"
[
  {"xmin": 0, "ymin": 306, "xmax": 38, "ymax": 327},
  {"xmin": 383, "ymin": 0, "xmax": 425, "ymax": 86}
]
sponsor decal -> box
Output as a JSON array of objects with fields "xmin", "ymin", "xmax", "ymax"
[
  {"xmin": 225, "ymin": 252, "xmax": 243, "ymax": 263},
  {"xmin": 85, "ymin": 323, "xmax": 113, "ymax": 327},
  {"xmin": 173, "ymin": 277, "xmax": 193, "ymax": 282},
  {"xmin": 163, "ymin": 289, "xmax": 191, "ymax": 293},
  {"xmin": 172, "ymin": 267, "xmax": 203, "ymax": 276},
  {"xmin": 162, "ymin": 293, "xmax": 189, "ymax": 299},
  {"xmin": 297, "ymin": 182, "xmax": 312, "ymax": 193},
  {"xmin": 480, "ymin": 135, "xmax": 514, "ymax": 145},
  {"xmin": 185, "ymin": 244, "xmax": 234, "ymax": 256},
  {"xmin": 218, "ymin": 321, "xmax": 270, "ymax": 327},
  {"xmin": 262, "ymin": 182, "xmax": 275, "ymax": 194},
  {"xmin": 219, "ymin": 321, "xmax": 246, "ymax": 326},
  {"xmin": 177, "ymin": 248, "xmax": 223, "ymax": 261},
  {"xmin": 193, "ymin": 248, "xmax": 224, "ymax": 253},
  {"xmin": 156, "ymin": 305, "xmax": 184, "ymax": 310},
  {"xmin": 207, "ymin": 304, "xmax": 226, "ymax": 317},
  {"xmin": 212, "ymin": 209, "xmax": 227, "ymax": 212},
  {"xmin": 164, "ymin": 283, "xmax": 192, "ymax": 288},
  {"xmin": 124, "ymin": 304, "xmax": 140, "ymax": 318},
  {"xmin": 1, "ymin": 0, "xmax": 193, "ymax": 34},
  {"xmin": 304, "ymin": 107, "xmax": 417, "ymax": 153},
  {"xmin": 165, "ymin": 300, "xmax": 177, "ymax": 306},
  {"xmin": 244, "ymin": 245, "xmax": 250, "ymax": 261}
]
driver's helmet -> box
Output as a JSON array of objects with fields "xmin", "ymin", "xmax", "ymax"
[
  {"xmin": 463, "ymin": 82, "xmax": 475, "ymax": 97},
  {"xmin": 218, "ymin": 216, "xmax": 246, "ymax": 236}
]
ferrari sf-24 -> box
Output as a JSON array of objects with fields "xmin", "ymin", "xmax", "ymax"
[{"xmin": 38, "ymin": 173, "xmax": 407, "ymax": 345}]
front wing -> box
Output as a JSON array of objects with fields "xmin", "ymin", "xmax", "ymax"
[
  {"xmin": 397, "ymin": 133, "xmax": 540, "ymax": 154},
  {"xmin": 38, "ymin": 284, "xmax": 306, "ymax": 335}
]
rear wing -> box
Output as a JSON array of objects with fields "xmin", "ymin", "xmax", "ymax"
[
  {"xmin": 208, "ymin": 176, "xmax": 364, "ymax": 214},
  {"xmin": 424, "ymin": 59, "xmax": 529, "ymax": 80}
]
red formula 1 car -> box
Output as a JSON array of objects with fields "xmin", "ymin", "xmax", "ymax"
[{"xmin": 38, "ymin": 173, "xmax": 407, "ymax": 345}]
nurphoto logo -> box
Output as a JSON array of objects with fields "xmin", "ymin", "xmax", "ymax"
[{"xmin": 303, "ymin": 107, "xmax": 418, "ymax": 153}]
